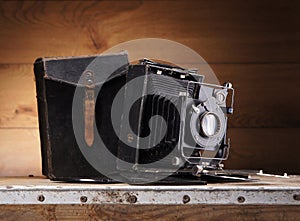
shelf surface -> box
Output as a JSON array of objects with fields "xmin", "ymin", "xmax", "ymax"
[{"xmin": 0, "ymin": 175, "xmax": 299, "ymax": 205}]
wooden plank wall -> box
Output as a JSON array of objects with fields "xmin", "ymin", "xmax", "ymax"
[
  {"xmin": 0, "ymin": 0, "xmax": 299, "ymax": 176},
  {"xmin": 1, "ymin": 205, "xmax": 300, "ymax": 221}
]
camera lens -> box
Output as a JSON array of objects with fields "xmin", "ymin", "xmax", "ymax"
[{"xmin": 200, "ymin": 112, "xmax": 220, "ymax": 137}]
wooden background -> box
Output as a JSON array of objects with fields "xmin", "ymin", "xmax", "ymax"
[
  {"xmin": 1, "ymin": 205, "xmax": 300, "ymax": 221},
  {"xmin": 0, "ymin": 0, "xmax": 299, "ymax": 176}
]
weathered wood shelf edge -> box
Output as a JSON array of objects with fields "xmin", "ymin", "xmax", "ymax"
[{"xmin": 0, "ymin": 176, "xmax": 299, "ymax": 205}]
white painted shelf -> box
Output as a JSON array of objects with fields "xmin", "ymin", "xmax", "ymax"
[{"xmin": 0, "ymin": 176, "xmax": 299, "ymax": 205}]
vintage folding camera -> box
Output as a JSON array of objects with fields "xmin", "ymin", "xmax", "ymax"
[{"xmin": 34, "ymin": 52, "xmax": 238, "ymax": 184}]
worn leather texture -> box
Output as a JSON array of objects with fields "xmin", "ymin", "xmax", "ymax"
[{"xmin": 34, "ymin": 53, "xmax": 128, "ymax": 182}]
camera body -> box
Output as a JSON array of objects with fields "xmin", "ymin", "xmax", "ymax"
[
  {"xmin": 116, "ymin": 59, "xmax": 233, "ymax": 183},
  {"xmin": 34, "ymin": 52, "xmax": 234, "ymax": 183}
]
